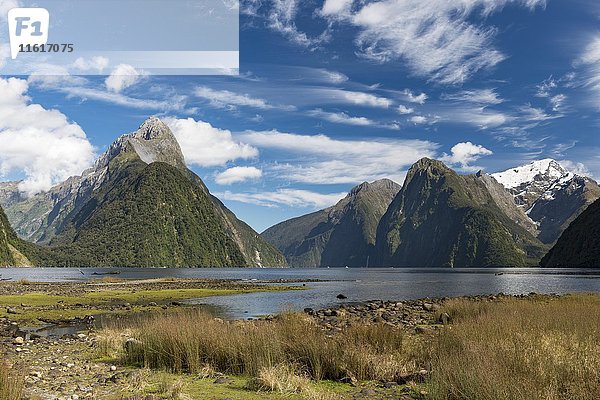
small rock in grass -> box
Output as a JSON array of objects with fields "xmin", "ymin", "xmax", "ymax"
[
  {"xmin": 14, "ymin": 336, "xmax": 24, "ymax": 345},
  {"xmin": 110, "ymin": 365, "xmax": 117, "ymax": 371}
]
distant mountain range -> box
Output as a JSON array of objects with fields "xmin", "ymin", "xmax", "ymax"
[
  {"xmin": 263, "ymin": 158, "xmax": 600, "ymax": 267},
  {"xmin": 262, "ymin": 179, "xmax": 400, "ymax": 267},
  {"xmin": 1, "ymin": 118, "xmax": 598, "ymax": 268},
  {"xmin": 0, "ymin": 118, "xmax": 285, "ymax": 268},
  {"xmin": 492, "ymin": 159, "xmax": 600, "ymax": 244}
]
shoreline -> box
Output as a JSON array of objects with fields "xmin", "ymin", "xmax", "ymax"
[{"xmin": 0, "ymin": 279, "xmax": 592, "ymax": 400}]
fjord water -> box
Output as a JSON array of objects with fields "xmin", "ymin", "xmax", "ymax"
[{"xmin": 2, "ymin": 267, "xmax": 600, "ymax": 319}]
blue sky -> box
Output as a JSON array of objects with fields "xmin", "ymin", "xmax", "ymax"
[{"xmin": 1, "ymin": 0, "xmax": 600, "ymax": 232}]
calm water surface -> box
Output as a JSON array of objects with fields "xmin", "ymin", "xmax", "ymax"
[{"xmin": 1, "ymin": 267, "xmax": 599, "ymax": 319}]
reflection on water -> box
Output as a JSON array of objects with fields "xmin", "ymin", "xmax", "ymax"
[{"xmin": 2, "ymin": 267, "xmax": 600, "ymax": 320}]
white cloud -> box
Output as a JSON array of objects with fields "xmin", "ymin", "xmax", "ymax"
[
  {"xmin": 216, "ymin": 189, "xmax": 347, "ymax": 209},
  {"xmin": 321, "ymin": 69, "xmax": 349, "ymax": 84},
  {"xmin": 194, "ymin": 86, "xmax": 293, "ymax": 110},
  {"xmin": 438, "ymin": 107, "xmax": 510, "ymax": 129},
  {"xmin": 519, "ymin": 104, "xmax": 561, "ymax": 121},
  {"xmin": 73, "ymin": 56, "xmax": 109, "ymax": 73},
  {"xmin": 215, "ymin": 166, "xmax": 263, "ymax": 185},
  {"xmin": 441, "ymin": 89, "xmax": 503, "ymax": 105},
  {"xmin": 339, "ymin": 90, "xmax": 392, "ymax": 108},
  {"xmin": 308, "ymin": 109, "xmax": 375, "ymax": 126},
  {"xmin": 240, "ymin": 129, "xmax": 438, "ymax": 184},
  {"xmin": 578, "ymin": 35, "xmax": 600, "ymax": 105},
  {"xmin": 403, "ymin": 89, "xmax": 428, "ymax": 104},
  {"xmin": 409, "ymin": 115, "xmax": 428, "ymax": 125},
  {"xmin": 0, "ymin": 77, "xmax": 95, "ymax": 195},
  {"xmin": 321, "ymin": 0, "xmax": 545, "ymax": 84},
  {"xmin": 0, "ymin": 0, "xmax": 19, "ymax": 18},
  {"xmin": 441, "ymin": 141, "xmax": 493, "ymax": 171},
  {"xmin": 558, "ymin": 160, "xmax": 592, "ymax": 177},
  {"xmin": 535, "ymin": 76, "xmax": 557, "ymax": 97},
  {"xmin": 164, "ymin": 118, "xmax": 258, "ymax": 167},
  {"xmin": 105, "ymin": 64, "xmax": 144, "ymax": 93},
  {"xmin": 59, "ymin": 86, "xmax": 189, "ymax": 112},
  {"xmin": 550, "ymin": 94, "xmax": 567, "ymax": 112},
  {"xmin": 321, "ymin": 0, "xmax": 354, "ymax": 17},
  {"xmin": 268, "ymin": 0, "xmax": 328, "ymax": 48},
  {"xmin": 397, "ymin": 105, "xmax": 414, "ymax": 114}
]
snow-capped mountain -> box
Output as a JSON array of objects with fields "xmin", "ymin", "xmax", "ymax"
[{"xmin": 492, "ymin": 159, "xmax": 600, "ymax": 243}]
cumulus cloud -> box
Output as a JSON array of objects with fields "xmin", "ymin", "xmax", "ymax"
[
  {"xmin": 216, "ymin": 189, "xmax": 347, "ymax": 209},
  {"xmin": 239, "ymin": 129, "xmax": 437, "ymax": 184},
  {"xmin": 215, "ymin": 166, "xmax": 263, "ymax": 185},
  {"xmin": 403, "ymin": 89, "xmax": 428, "ymax": 104},
  {"xmin": 409, "ymin": 115, "xmax": 428, "ymax": 125},
  {"xmin": 164, "ymin": 117, "xmax": 258, "ymax": 167},
  {"xmin": 0, "ymin": 77, "xmax": 95, "ymax": 195},
  {"xmin": 320, "ymin": 0, "xmax": 546, "ymax": 84},
  {"xmin": 441, "ymin": 141, "xmax": 493, "ymax": 171},
  {"xmin": 105, "ymin": 64, "xmax": 144, "ymax": 93},
  {"xmin": 397, "ymin": 105, "xmax": 414, "ymax": 114}
]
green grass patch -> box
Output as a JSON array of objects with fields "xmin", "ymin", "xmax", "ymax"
[{"xmin": 0, "ymin": 285, "xmax": 301, "ymax": 325}]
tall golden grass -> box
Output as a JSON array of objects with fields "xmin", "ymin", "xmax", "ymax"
[
  {"xmin": 0, "ymin": 362, "xmax": 22, "ymax": 400},
  {"xmin": 429, "ymin": 294, "xmax": 600, "ymax": 400},
  {"xmin": 119, "ymin": 310, "xmax": 416, "ymax": 382}
]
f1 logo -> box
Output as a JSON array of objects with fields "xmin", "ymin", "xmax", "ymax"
[{"xmin": 8, "ymin": 8, "xmax": 49, "ymax": 59}]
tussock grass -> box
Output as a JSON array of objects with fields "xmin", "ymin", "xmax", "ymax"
[
  {"xmin": 248, "ymin": 364, "xmax": 341, "ymax": 399},
  {"xmin": 429, "ymin": 294, "xmax": 600, "ymax": 400},
  {"xmin": 0, "ymin": 362, "xmax": 22, "ymax": 400},
  {"xmin": 118, "ymin": 310, "xmax": 413, "ymax": 383}
]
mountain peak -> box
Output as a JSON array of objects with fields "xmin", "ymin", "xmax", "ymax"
[
  {"xmin": 133, "ymin": 117, "xmax": 172, "ymax": 141},
  {"xmin": 349, "ymin": 179, "xmax": 401, "ymax": 197},
  {"xmin": 491, "ymin": 159, "xmax": 571, "ymax": 190},
  {"xmin": 95, "ymin": 117, "xmax": 186, "ymax": 171}
]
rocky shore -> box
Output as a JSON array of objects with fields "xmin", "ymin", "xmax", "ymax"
[
  {"xmin": 305, "ymin": 292, "xmax": 560, "ymax": 333},
  {"xmin": 0, "ymin": 280, "xmax": 563, "ymax": 400}
]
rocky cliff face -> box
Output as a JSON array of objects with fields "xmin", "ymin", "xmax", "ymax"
[
  {"xmin": 262, "ymin": 179, "xmax": 401, "ymax": 267},
  {"xmin": 541, "ymin": 198, "xmax": 600, "ymax": 267},
  {"xmin": 492, "ymin": 159, "xmax": 600, "ymax": 243},
  {"xmin": 375, "ymin": 159, "xmax": 547, "ymax": 267},
  {"xmin": 0, "ymin": 117, "xmax": 286, "ymax": 268}
]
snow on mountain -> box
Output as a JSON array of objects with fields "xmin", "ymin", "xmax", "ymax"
[
  {"xmin": 492, "ymin": 159, "xmax": 572, "ymax": 191},
  {"xmin": 492, "ymin": 159, "xmax": 600, "ymax": 243}
]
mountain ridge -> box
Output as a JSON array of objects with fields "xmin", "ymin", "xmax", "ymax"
[
  {"xmin": 375, "ymin": 158, "xmax": 547, "ymax": 267},
  {"xmin": 491, "ymin": 159, "xmax": 600, "ymax": 243},
  {"xmin": 262, "ymin": 179, "xmax": 401, "ymax": 267},
  {"xmin": 0, "ymin": 117, "xmax": 286, "ymax": 268}
]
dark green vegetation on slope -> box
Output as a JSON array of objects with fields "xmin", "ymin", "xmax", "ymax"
[
  {"xmin": 376, "ymin": 159, "xmax": 547, "ymax": 267},
  {"xmin": 0, "ymin": 206, "xmax": 45, "ymax": 266},
  {"xmin": 47, "ymin": 151, "xmax": 246, "ymax": 267},
  {"xmin": 44, "ymin": 146, "xmax": 285, "ymax": 267},
  {"xmin": 2, "ymin": 118, "xmax": 286, "ymax": 268},
  {"xmin": 541, "ymin": 198, "xmax": 600, "ymax": 267},
  {"xmin": 262, "ymin": 179, "xmax": 400, "ymax": 267}
]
